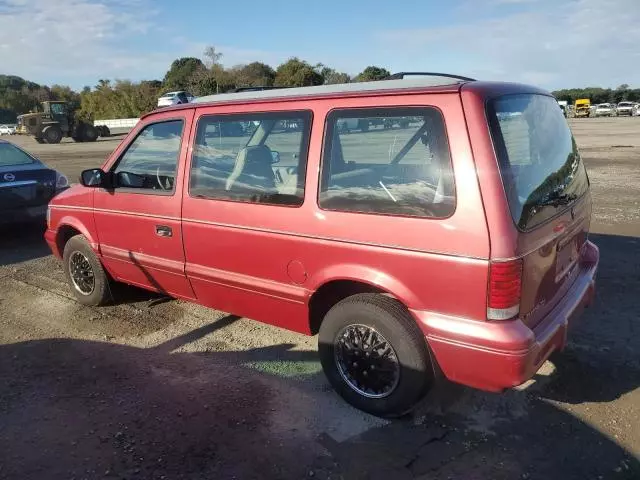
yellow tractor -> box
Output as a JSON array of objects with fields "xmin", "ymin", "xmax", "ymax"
[
  {"xmin": 16, "ymin": 101, "xmax": 110, "ymax": 144},
  {"xmin": 574, "ymin": 98, "xmax": 591, "ymax": 118}
]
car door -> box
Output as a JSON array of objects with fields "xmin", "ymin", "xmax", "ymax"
[{"xmin": 93, "ymin": 109, "xmax": 195, "ymax": 299}]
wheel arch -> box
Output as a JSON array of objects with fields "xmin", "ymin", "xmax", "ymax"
[
  {"xmin": 307, "ymin": 265, "xmax": 420, "ymax": 335},
  {"xmin": 55, "ymin": 217, "xmax": 98, "ymax": 256}
]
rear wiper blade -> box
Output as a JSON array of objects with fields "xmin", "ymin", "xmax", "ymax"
[{"xmin": 538, "ymin": 192, "xmax": 577, "ymax": 208}]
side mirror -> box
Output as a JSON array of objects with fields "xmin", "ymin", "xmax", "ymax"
[
  {"xmin": 80, "ymin": 168, "xmax": 109, "ymax": 188},
  {"xmin": 271, "ymin": 151, "xmax": 281, "ymax": 164}
]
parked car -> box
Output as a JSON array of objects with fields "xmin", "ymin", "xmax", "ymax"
[
  {"xmin": 0, "ymin": 124, "xmax": 16, "ymax": 135},
  {"xmin": 616, "ymin": 101, "xmax": 635, "ymax": 116},
  {"xmin": 157, "ymin": 91, "xmax": 194, "ymax": 108},
  {"xmin": 0, "ymin": 140, "xmax": 69, "ymax": 225},
  {"xmin": 594, "ymin": 103, "xmax": 617, "ymax": 117},
  {"xmin": 45, "ymin": 76, "xmax": 599, "ymax": 417}
]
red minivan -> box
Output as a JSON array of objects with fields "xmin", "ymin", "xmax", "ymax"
[{"xmin": 45, "ymin": 74, "xmax": 599, "ymax": 417}]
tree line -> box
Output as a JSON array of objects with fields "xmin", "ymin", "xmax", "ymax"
[
  {"xmin": 1, "ymin": 46, "xmax": 638, "ymax": 123},
  {"xmin": 0, "ymin": 47, "xmax": 391, "ymax": 123},
  {"xmin": 552, "ymin": 84, "xmax": 640, "ymax": 104}
]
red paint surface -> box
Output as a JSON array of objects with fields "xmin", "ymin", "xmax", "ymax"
[{"xmin": 46, "ymin": 81, "xmax": 599, "ymax": 391}]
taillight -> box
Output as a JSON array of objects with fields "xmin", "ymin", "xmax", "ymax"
[{"xmin": 487, "ymin": 259, "xmax": 523, "ymax": 321}]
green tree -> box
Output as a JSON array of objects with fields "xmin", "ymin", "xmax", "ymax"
[
  {"xmin": 354, "ymin": 66, "xmax": 391, "ymax": 82},
  {"xmin": 163, "ymin": 57, "xmax": 207, "ymax": 91},
  {"xmin": 50, "ymin": 84, "xmax": 81, "ymax": 110},
  {"xmin": 315, "ymin": 65, "xmax": 351, "ymax": 85},
  {"xmin": 274, "ymin": 58, "xmax": 324, "ymax": 87},
  {"xmin": 232, "ymin": 62, "xmax": 276, "ymax": 87}
]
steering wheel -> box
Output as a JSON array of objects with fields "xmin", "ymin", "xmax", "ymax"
[{"xmin": 156, "ymin": 167, "xmax": 167, "ymax": 190}]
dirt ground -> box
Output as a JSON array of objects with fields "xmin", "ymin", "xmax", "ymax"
[{"xmin": 1, "ymin": 118, "xmax": 639, "ymax": 479}]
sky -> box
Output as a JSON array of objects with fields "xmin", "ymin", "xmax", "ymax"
[{"xmin": 0, "ymin": 0, "xmax": 638, "ymax": 91}]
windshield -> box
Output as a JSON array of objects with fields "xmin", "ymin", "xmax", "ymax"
[
  {"xmin": 598, "ymin": 104, "xmax": 610, "ymax": 108},
  {"xmin": 619, "ymin": 102, "xmax": 633, "ymax": 107},
  {"xmin": 488, "ymin": 94, "xmax": 589, "ymax": 230},
  {"xmin": 0, "ymin": 143, "xmax": 36, "ymax": 166}
]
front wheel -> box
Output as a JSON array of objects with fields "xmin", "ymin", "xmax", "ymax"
[
  {"xmin": 63, "ymin": 235, "xmax": 111, "ymax": 306},
  {"xmin": 43, "ymin": 125, "xmax": 63, "ymax": 144},
  {"xmin": 318, "ymin": 294, "xmax": 434, "ymax": 417}
]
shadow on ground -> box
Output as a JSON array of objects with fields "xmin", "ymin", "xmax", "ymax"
[
  {"xmin": 0, "ymin": 224, "xmax": 50, "ymax": 267},
  {"xmin": 0, "ymin": 235, "xmax": 638, "ymax": 479}
]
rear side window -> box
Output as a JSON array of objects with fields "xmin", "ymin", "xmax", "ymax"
[
  {"xmin": 190, "ymin": 111, "xmax": 312, "ymax": 206},
  {"xmin": 488, "ymin": 94, "xmax": 589, "ymax": 230},
  {"xmin": 319, "ymin": 107, "xmax": 455, "ymax": 218}
]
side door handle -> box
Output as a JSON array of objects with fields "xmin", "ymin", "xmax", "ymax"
[{"xmin": 155, "ymin": 225, "xmax": 173, "ymax": 237}]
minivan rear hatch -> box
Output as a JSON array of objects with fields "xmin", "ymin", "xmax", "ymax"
[{"xmin": 488, "ymin": 94, "xmax": 591, "ymax": 329}]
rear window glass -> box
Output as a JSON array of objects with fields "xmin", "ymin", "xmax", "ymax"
[
  {"xmin": 488, "ymin": 94, "xmax": 589, "ymax": 230},
  {"xmin": 0, "ymin": 143, "xmax": 35, "ymax": 166}
]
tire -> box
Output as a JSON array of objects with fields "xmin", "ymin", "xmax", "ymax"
[
  {"xmin": 63, "ymin": 235, "xmax": 111, "ymax": 306},
  {"xmin": 82, "ymin": 124, "xmax": 98, "ymax": 142},
  {"xmin": 35, "ymin": 137, "xmax": 45, "ymax": 144},
  {"xmin": 42, "ymin": 125, "xmax": 63, "ymax": 144},
  {"xmin": 99, "ymin": 126, "xmax": 111, "ymax": 137},
  {"xmin": 318, "ymin": 294, "xmax": 434, "ymax": 417}
]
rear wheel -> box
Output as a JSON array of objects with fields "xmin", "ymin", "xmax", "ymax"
[
  {"xmin": 42, "ymin": 125, "xmax": 63, "ymax": 144},
  {"xmin": 318, "ymin": 294, "xmax": 434, "ymax": 417},
  {"xmin": 63, "ymin": 235, "xmax": 111, "ymax": 306}
]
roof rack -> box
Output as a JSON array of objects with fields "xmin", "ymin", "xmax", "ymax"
[
  {"xmin": 385, "ymin": 72, "xmax": 476, "ymax": 82},
  {"xmin": 232, "ymin": 86, "xmax": 289, "ymax": 93}
]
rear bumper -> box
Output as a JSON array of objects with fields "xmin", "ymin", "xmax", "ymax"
[
  {"xmin": 412, "ymin": 241, "xmax": 599, "ymax": 392},
  {"xmin": 0, "ymin": 204, "xmax": 47, "ymax": 226}
]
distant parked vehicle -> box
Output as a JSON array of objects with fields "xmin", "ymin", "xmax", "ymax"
[
  {"xmin": 574, "ymin": 98, "xmax": 591, "ymax": 117},
  {"xmin": 157, "ymin": 91, "xmax": 194, "ymax": 108},
  {"xmin": 0, "ymin": 125, "xmax": 13, "ymax": 135},
  {"xmin": 616, "ymin": 101, "xmax": 635, "ymax": 116},
  {"xmin": 594, "ymin": 103, "xmax": 617, "ymax": 117},
  {"xmin": 0, "ymin": 140, "xmax": 69, "ymax": 225},
  {"xmin": 557, "ymin": 100, "xmax": 568, "ymax": 117},
  {"xmin": 16, "ymin": 101, "xmax": 109, "ymax": 144}
]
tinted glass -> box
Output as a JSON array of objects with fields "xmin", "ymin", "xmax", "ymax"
[
  {"xmin": 190, "ymin": 111, "xmax": 311, "ymax": 206},
  {"xmin": 0, "ymin": 143, "xmax": 35, "ymax": 166},
  {"xmin": 319, "ymin": 107, "xmax": 455, "ymax": 218},
  {"xmin": 113, "ymin": 120, "xmax": 184, "ymax": 192},
  {"xmin": 50, "ymin": 103, "xmax": 65, "ymax": 115},
  {"xmin": 488, "ymin": 94, "xmax": 589, "ymax": 230}
]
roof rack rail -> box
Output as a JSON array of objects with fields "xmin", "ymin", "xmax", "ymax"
[
  {"xmin": 385, "ymin": 72, "xmax": 476, "ymax": 82},
  {"xmin": 232, "ymin": 86, "xmax": 290, "ymax": 93}
]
